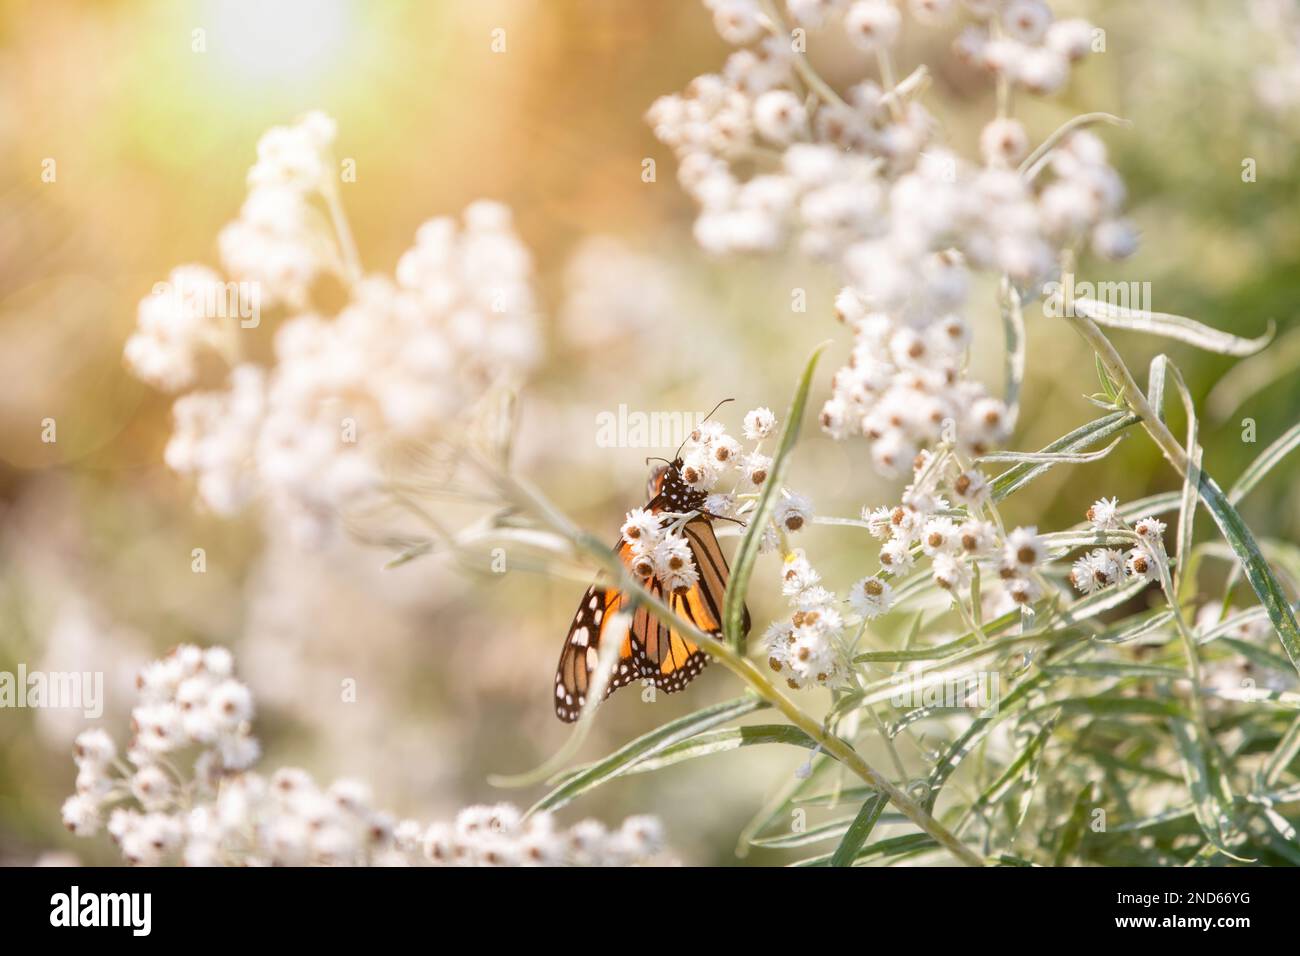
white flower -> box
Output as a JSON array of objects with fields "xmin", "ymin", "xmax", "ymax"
[
  {"xmin": 950, "ymin": 469, "xmax": 990, "ymax": 508},
  {"xmin": 1133, "ymin": 516, "xmax": 1168, "ymax": 547},
  {"xmin": 775, "ymin": 492, "xmax": 814, "ymax": 532},
  {"xmin": 74, "ymin": 729, "xmax": 117, "ymax": 768},
  {"xmin": 743, "ymin": 406, "xmax": 777, "ymax": 440},
  {"xmin": 864, "ymin": 505, "xmax": 894, "ymax": 539},
  {"xmin": 958, "ymin": 519, "xmax": 997, "ymax": 556},
  {"xmin": 1086, "ymin": 496, "xmax": 1121, "ymax": 531},
  {"xmin": 980, "ymin": 118, "xmax": 1029, "ymax": 166},
  {"xmin": 652, "ymin": 533, "xmax": 697, "ymax": 583},
  {"xmin": 931, "ymin": 553, "xmax": 972, "ymax": 594},
  {"xmin": 621, "ymin": 508, "xmax": 665, "ymax": 549},
  {"xmin": 921, "ymin": 517, "xmax": 960, "ymax": 556},
  {"xmin": 781, "ymin": 551, "xmax": 822, "ymax": 597},
  {"xmin": 61, "ymin": 795, "xmax": 101, "ymax": 836},
  {"xmin": 844, "ymin": 0, "xmax": 902, "ymax": 51},
  {"xmin": 753, "ymin": 90, "xmax": 808, "ymax": 144},
  {"xmin": 1125, "ymin": 547, "xmax": 1159, "ymax": 583},
  {"xmin": 1003, "ymin": 526, "xmax": 1045, "ymax": 572},
  {"xmin": 1002, "ymin": 0, "xmax": 1053, "ymax": 45},
  {"xmin": 849, "ymin": 575, "xmax": 894, "ymax": 618},
  {"xmin": 879, "ymin": 538, "xmax": 915, "ymax": 572},
  {"xmin": 131, "ymin": 765, "xmax": 174, "ymax": 811}
]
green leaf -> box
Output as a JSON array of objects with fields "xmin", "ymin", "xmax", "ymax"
[
  {"xmin": 749, "ymin": 817, "xmax": 856, "ymax": 848},
  {"xmin": 1207, "ymin": 324, "xmax": 1300, "ymax": 420},
  {"xmin": 991, "ymin": 411, "xmax": 1137, "ymax": 502},
  {"xmin": 1169, "ymin": 716, "xmax": 1243, "ymax": 859},
  {"xmin": 1053, "ymin": 781, "xmax": 1098, "ymax": 865},
  {"xmin": 977, "ymin": 435, "xmax": 1124, "ymax": 465},
  {"xmin": 1228, "ymin": 421, "xmax": 1300, "ymax": 505},
  {"xmin": 792, "ymin": 833, "xmax": 938, "ymax": 867},
  {"xmin": 1041, "ymin": 661, "xmax": 1185, "ymax": 680},
  {"xmin": 1071, "ymin": 298, "xmax": 1275, "ymax": 356},
  {"xmin": 528, "ymin": 696, "xmax": 767, "ymax": 813},
  {"xmin": 1001, "ymin": 277, "xmax": 1026, "ymax": 422},
  {"xmin": 1195, "ymin": 470, "xmax": 1300, "ymax": 676},
  {"xmin": 723, "ymin": 342, "xmax": 828, "ymax": 649},
  {"xmin": 830, "ymin": 791, "xmax": 890, "ymax": 867},
  {"xmin": 622, "ymin": 724, "xmax": 818, "ymax": 774},
  {"xmin": 1263, "ymin": 714, "xmax": 1300, "ymax": 787}
]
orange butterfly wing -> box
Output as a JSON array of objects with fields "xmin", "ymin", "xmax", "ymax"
[{"xmin": 553, "ymin": 513, "xmax": 750, "ymax": 722}]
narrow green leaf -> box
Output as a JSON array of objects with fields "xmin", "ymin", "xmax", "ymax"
[
  {"xmin": 1169, "ymin": 716, "xmax": 1242, "ymax": 858},
  {"xmin": 1264, "ymin": 714, "xmax": 1300, "ymax": 787},
  {"xmin": 1072, "ymin": 298, "xmax": 1274, "ymax": 356},
  {"xmin": 1228, "ymin": 421, "xmax": 1300, "ymax": 505},
  {"xmin": 1042, "ymin": 661, "xmax": 1185, "ymax": 680},
  {"xmin": 723, "ymin": 342, "xmax": 828, "ymax": 648},
  {"xmin": 830, "ymin": 791, "xmax": 890, "ymax": 867},
  {"xmin": 529, "ymin": 696, "xmax": 766, "ymax": 813},
  {"xmin": 623, "ymin": 724, "xmax": 818, "ymax": 774},
  {"xmin": 978, "ymin": 435, "xmax": 1124, "ymax": 465},
  {"xmin": 1053, "ymin": 781, "xmax": 1098, "ymax": 865},
  {"xmin": 991, "ymin": 411, "xmax": 1137, "ymax": 502},
  {"xmin": 1001, "ymin": 277, "xmax": 1026, "ymax": 423}
]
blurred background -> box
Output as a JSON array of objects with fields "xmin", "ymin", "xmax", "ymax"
[{"xmin": 1, "ymin": 0, "xmax": 1298, "ymax": 864}]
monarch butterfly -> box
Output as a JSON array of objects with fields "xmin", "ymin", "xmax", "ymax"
[{"xmin": 552, "ymin": 455, "xmax": 751, "ymax": 722}]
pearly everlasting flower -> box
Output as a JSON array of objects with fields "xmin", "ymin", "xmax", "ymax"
[
  {"xmin": 980, "ymin": 118, "xmax": 1030, "ymax": 166},
  {"xmin": 864, "ymin": 505, "xmax": 895, "ymax": 539},
  {"xmin": 844, "ymin": 0, "xmax": 903, "ymax": 51},
  {"xmin": 781, "ymin": 551, "xmax": 822, "ymax": 598},
  {"xmin": 73, "ymin": 729, "xmax": 117, "ymax": 768},
  {"xmin": 1003, "ymin": 526, "xmax": 1045, "ymax": 572},
  {"xmin": 775, "ymin": 492, "xmax": 813, "ymax": 532},
  {"xmin": 958, "ymin": 519, "xmax": 997, "ymax": 556},
  {"xmin": 921, "ymin": 516, "xmax": 961, "ymax": 556},
  {"xmin": 879, "ymin": 538, "xmax": 916, "ymax": 572},
  {"xmin": 743, "ymin": 406, "xmax": 777, "ymax": 440},
  {"xmin": 1125, "ymin": 547, "xmax": 1159, "ymax": 583},
  {"xmin": 1086, "ymin": 496, "xmax": 1121, "ymax": 531},
  {"xmin": 1133, "ymin": 516, "xmax": 1168, "ymax": 547},
  {"xmin": 949, "ymin": 468, "xmax": 990, "ymax": 508},
  {"xmin": 65, "ymin": 645, "xmax": 676, "ymax": 867},
  {"xmin": 123, "ymin": 265, "xmax": 233, "ymax": 391},
  {"xmin": 622, "ymin": 508, "xmax": 665, "ymax": 549},
  {"xmin": 849, "ymin": 575, "xmax": 894, "ymax": 619},
  {"xmin": 931, "ymin": 553, "xmax": 972, "ymax": 595}
]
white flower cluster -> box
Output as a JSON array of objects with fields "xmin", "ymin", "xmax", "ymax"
[
  {"xmin": 763, "ymin": 550, "xmax": 848, "ymax": 688},
  {"xmin": 862, "ymin": 451, "xmax": 1045, "ymax": 613},
  {"xmin": 220, "ymin": 110, "xmax": 338, "ymax": 309},
  {"xmin": 62, "ymin": 646, "xmax": 672, "ymax": 866},
  {"xmin": 124, "ymin": 112, "xmax": 541, "ymax": 542},
  {"xmin": 1067, "ymin": 498, "xmax": 1166, "ymax": 595},
  {"xmin": 621, "ymin": 507, "xmax": 700, "ymax": 593},
  {"xmin": 123, "ymin": 265, "xmax": 234, "ymax": 391},
  {"xmin": 650, "ymin": 2, "xmax": 1134, "ymax": 474},
  {"xmin": 955, "ymin": 1, "xmax": 1098, "ymax": 97},
  {"xmin": 422, "ymin": 804, "xmax": 671, "ymax": 867}
]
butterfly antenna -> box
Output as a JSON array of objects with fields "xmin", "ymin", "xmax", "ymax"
[
  {"xmin": 674, "ymin": 398, "xmax": 735, "ymax": 460},
  {"xmin": 644, "ymin": 456, "xmax": 672, "ymax": 467}
]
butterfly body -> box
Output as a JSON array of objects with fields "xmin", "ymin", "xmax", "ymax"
[{"xmin": 553, "ymin": 459, "xmax": 749, "ymax": 722}]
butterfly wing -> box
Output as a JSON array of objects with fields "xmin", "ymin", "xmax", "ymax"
[
  {"xmin": 553, "ymin": 539, "xmax": 641, "ymax": 722},
  {"xmin": 553, "ymin": 505, "xmax": 751, "ymax": 722},
  {"xmin": 631, "ymin": 514, "xmax": 750, "ymax": 692}
]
